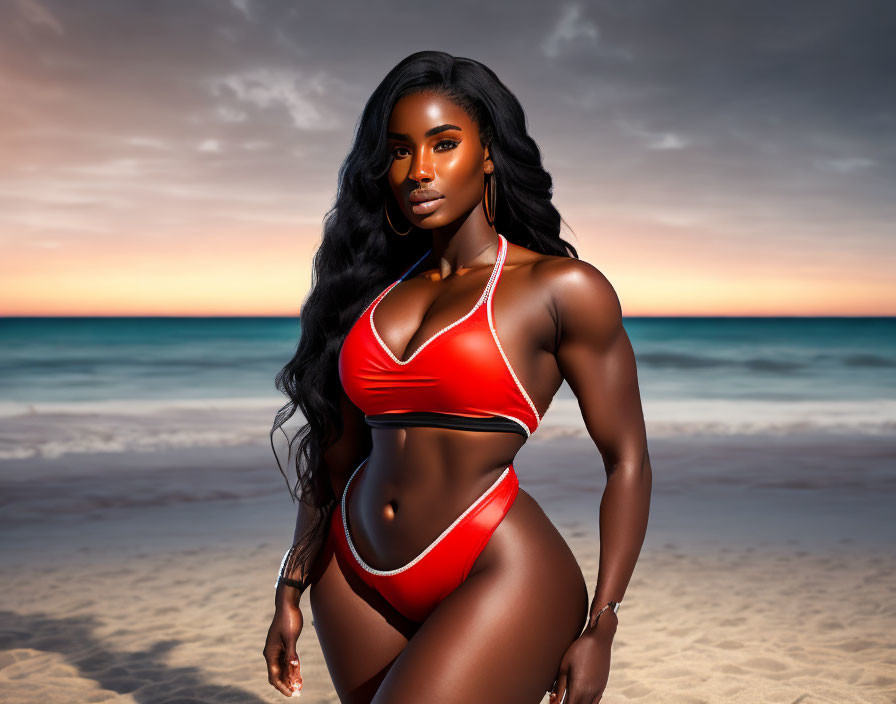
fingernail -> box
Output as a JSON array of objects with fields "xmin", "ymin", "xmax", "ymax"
[{"xmin": 290, "ymin": 659, "xmax": 299, "ymax": 666}]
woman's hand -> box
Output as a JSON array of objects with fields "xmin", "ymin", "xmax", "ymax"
[
  {"xmin": 263, "ymin": 587, "xmax": 305, "ymax": 697},
  {"xmin": 549, "ymin": 611, "xmax": 617, "ymax": 704}
]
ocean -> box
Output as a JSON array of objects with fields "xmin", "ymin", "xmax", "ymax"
[{"xmin": 0, "ymin": 316, "xmax": 893, "ymax": 461}]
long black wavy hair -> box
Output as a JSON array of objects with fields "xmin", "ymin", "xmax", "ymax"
[{"xmin": 271, "ymin": 50, "xmax": 579, "ymax": 580}]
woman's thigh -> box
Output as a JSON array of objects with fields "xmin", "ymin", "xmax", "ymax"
[
  {"xmin": 371, "ymin": 488, "xmax": 589, "ymax": 704},
  {"xmin": 309, "ymin": 544, "xmax": 419, "ymax": 704}
]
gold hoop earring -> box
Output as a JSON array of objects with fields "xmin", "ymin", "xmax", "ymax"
[
  {"xmin": 384, "ymin": 198, "xmax": 411, "ymax": 236},
  {"xmin": 484, "ymin": 171, "xmax": 498, "ymax": 226}
]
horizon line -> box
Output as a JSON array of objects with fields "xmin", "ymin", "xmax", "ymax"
[{"xmin": 2, "ymin": 314, "xmax": 895, "ymax": 320}]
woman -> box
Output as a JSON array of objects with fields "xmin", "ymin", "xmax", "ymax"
[{"xmin": 263, "ymin": 50, "xmax": 651, "ymax": 704}]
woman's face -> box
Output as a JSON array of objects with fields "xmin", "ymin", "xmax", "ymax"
[{"xmin": 385, "ymin": 91, "xmax": 492, "ymax": 230}]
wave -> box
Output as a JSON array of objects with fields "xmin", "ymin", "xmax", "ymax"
[
  {"xmin": 841, "ymin": 354, "xmax": 896, "ymax": 368},
  {"xmin": 1, "ymin": 397, "xmax": 894, "ymax": 461},
  {"xmin": 537, "ymin": 398, "xmax": 896, "ymax": 440},
  {"xmin": 0, "ymin": 396, "xmax": 285, "ymax": 418},
  {"xmin": 637, "ymin": 351, "xmax": 896, "ymax": 373}
]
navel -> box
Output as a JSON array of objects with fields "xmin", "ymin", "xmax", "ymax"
[{"xmin": 382, "ymin": 499, "xmax": 398, "ymax": 521}]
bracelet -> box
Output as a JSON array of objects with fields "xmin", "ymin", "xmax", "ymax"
[
  {"xmin": 274, "ymin": 544, "xmax": 309, "ymax": 592},
  {"xmin": 589, "ymin": 600, "xmax": 621, "ymax": 628},
  {"xmin": 277, "ymin": 576, "xmax": 307, "ymax": 590},
  {"xmin": 274, "ymin": 544, "xmax": 295, "ymax": 588}
]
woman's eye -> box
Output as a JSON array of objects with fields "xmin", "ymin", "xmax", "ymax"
[{"xmin": 391, "ymin": 140, "xmax": 459, "ymax": 158}]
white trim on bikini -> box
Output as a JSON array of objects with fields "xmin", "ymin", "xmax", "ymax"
[
  {"xmin": 486, "ymin": 236, "xmax": 542, "ymax": 434},
  {"xmin": 489, "ymin": 411, "xmax": 532, "ymax": 438},
  {"xmin": 352, "ymin": 247, "xmax": 434, "ymax": 333},
  {"xmin": 341, "ymin": 456, "xmax": 512, "ymax": 576},
  {"xmin": 368, "ymin": 235, "xmax": 505, "ymax": 366}
]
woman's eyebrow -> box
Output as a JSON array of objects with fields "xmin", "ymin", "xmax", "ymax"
[{"xmin": 387, "ymin": 124, "xmax": 463, "ymax": 140}]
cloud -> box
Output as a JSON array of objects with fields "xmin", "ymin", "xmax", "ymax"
[
  {"xmin": 617, "ymin": 119, "xmax": 692, "ymax": 150},
  {"xmin": 215, "ymin": 106, "xmax": 248, "ymax": 123},
  {"xmin": 813, "ymin": 157, "xmax": 876, "ymax": 174},
  {"xmin": 542, "ymin": 4, "xmax": 600, "ymax": 58},
  {"xmin": 15, "ymin": 0, "xmax": 64, "ymax": 35},
  {"xmin": 198, "ymin": 139, "xmax": 222, "ymax": 153},
  {"xmin": 208, "ymin": 68, "xmax": 335, "ymax": 130},
  {"xmin": 229, "ymin": 0, "xmax": 253, "ymax": 20}
]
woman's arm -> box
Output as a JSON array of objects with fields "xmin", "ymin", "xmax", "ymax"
[
  {"xmin": 276, "ymin": 387, "xmax": 371, "ymax": 608},
  {"xmin": 549, "ymin": 257, "xmax": 653, "ymax": 636},
  {"xmin": 266, "ymin": 388, "xmax": 370, "ymax": 697}
]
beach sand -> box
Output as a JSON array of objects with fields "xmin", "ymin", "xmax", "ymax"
[{"xmin": 2, "ymin": 431, "xmax": 895, "ymax": 703}]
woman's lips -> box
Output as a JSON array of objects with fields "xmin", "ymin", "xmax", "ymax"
[{"xmin": 410, "ymin": 196, "xmax": 444, "ymax": 215}]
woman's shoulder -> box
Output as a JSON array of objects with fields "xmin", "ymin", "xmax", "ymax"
[{"xmin": 507, "ymin": 239, "xmax": 617, "ymax": 302}]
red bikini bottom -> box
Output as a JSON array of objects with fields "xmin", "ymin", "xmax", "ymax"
[{"xmin": 317, "ymin": 456, "xmax": 519, "ymax": 624}]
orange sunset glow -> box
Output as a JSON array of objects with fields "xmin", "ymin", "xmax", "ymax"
[{"xmin": 1, "ymin": 1, "xmax": 893, "ymax": 316}]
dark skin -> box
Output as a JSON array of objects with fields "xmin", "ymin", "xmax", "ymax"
[{"xmin": 264, "ymin": 91, "xmax": 652, "ymax": 703}]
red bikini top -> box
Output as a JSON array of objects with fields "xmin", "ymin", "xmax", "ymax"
[{"xmin": 338, "ymin": 233, "xmax": 541, "ymax": 438}]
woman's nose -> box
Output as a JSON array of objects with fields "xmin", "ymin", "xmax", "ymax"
[{"xmin": 408, "ymin": 146, "xmax": 434, "ymax": 183}]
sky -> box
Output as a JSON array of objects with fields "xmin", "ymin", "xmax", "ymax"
[{"xmin": 1, "ymin": 0, "xmax": 894, "ymax": 316}]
